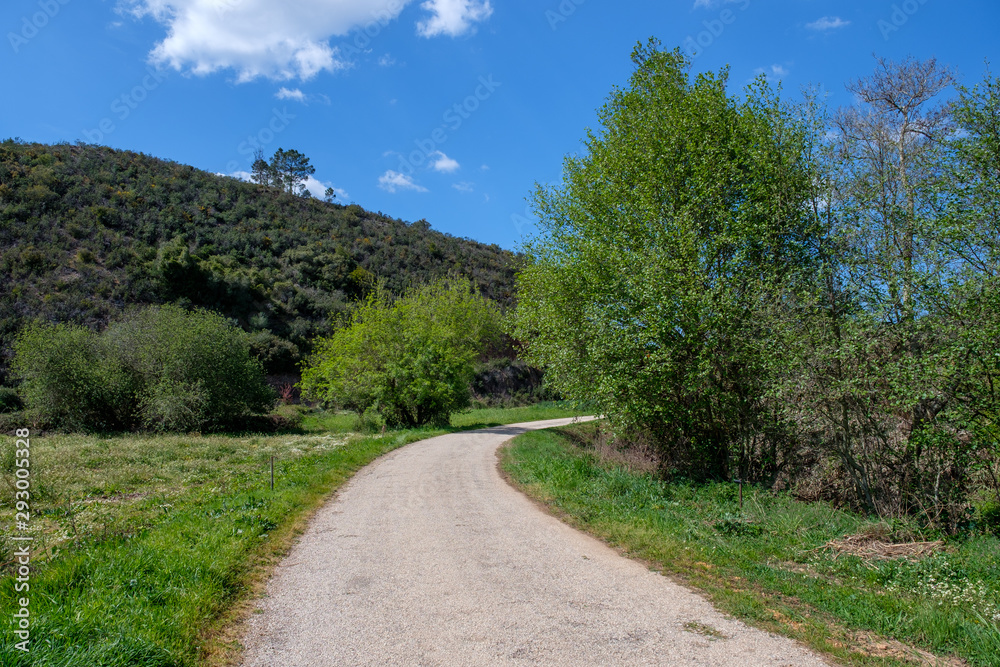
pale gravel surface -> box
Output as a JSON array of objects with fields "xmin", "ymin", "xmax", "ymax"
[{"xmin": 240, "ymin": 418, "xmax": 831, "ymax": 666}]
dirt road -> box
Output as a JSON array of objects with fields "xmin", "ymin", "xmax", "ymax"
[{"xmin": 240, "ymin": 418, "xmax": 829, "ymax": 666}]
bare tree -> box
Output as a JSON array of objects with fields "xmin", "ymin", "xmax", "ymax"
[
  {"xmin": 250, "ymin": 147, "xmax": 273, "ymax": 187},
  {"xmin": 834, "ymin": 56, "xmax": 955, "ymax": 322}
]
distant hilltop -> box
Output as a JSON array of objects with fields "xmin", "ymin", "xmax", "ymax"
[{"xmin": 0, "ymin": 139, "xmax": 518, "ymax": 383}]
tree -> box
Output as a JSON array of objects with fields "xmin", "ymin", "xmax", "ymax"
[
  {"xmin": 250, "ymin": 147, "xmax": 316, "ymax": 196},
  {"xmin": 773, "ymin": 60, "xmax": 998, "ymax": 528},
  {"xmin": 507, "ymin": 40, "xmax": 817, "ymax": 481},
  {"xmin": 12, "ymin": 305, "xmax": 275, "ymax": 432},
  {"xmin": 300, "ymin": 278, "xmax": 501, "ymax": 427},
  {"xmin": 250, "ymin": 147, "xmax": 274, "ymax": 187},
  {"xmin": 270, "ymin": 148, "xmax": 315, "ymax": 196},
  {"xmin": 833, "ymin": 56, "xmax": 955, "ymax": 322}
]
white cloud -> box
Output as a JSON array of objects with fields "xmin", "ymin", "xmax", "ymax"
[
  {"xmin": 754, "ymin": 64, "xmax": 789, "ymax": 81},
  {"xmin": 275, "ymin": 87, "xmax": 306, "ymax": 102},
  {"xmin": 378, "ymin": 53, "xmax": 396, "ymax": 67},
  {"xmin": 452, "ymin": 181, "xmax": 474, "ymax": 193},
  {"xmin": 378, "ymin": 170, "xmax": 428, "ymax": 193},
  {"xmin": 692, "ymin": 0, "xmax": 743, "ymax": 8},
  {"xmin": 430, "ymin": 151, "xmax": 460, "ymax": 173},
  {"xmin": 304, "ymin": 175, "xmax": 348, "ymax": 200},
  {"xmin": 229, "ymin": 170, "xmax": 347, "ymax": 200},
  {"xmin": 120, "ymin": 0, "xmax": 493, "ymax": 82},
  {"xmin": 416, "ymin": 0, "xmax": 493, "ymax": 37},
  {"xmin": 806, "ymin": 16, "xmax": 850, "ymax": 31}
]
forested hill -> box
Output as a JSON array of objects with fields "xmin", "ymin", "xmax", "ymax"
[{"xmin": 0, "ymin": 140, "xmax": 518, "ymax": 382}]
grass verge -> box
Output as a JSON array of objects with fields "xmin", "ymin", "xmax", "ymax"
[
  {"xmin": 500, "ymin": 423, "xmax": 1000, "ymax": 667},
  {"xmin": 0, "ymin": 402, "xmax": 583, "ymax": 666}
]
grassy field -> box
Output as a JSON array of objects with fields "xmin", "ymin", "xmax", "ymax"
[
  {"xmin": 500, "ymin": 423, "xmax": 1000, "ymax": 667},
  {"xmin": 0, "ymin": 401, "xmax": 583, "ymax": 666}
]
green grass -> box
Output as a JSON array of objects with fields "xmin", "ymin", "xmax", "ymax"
[
  {"xmin": 0, "ymin": 402, "xmax": 584, "ymax": 666},
  {"xmin": 500, "ymin": 423, "xmax": 1000, "ymax": 667}
]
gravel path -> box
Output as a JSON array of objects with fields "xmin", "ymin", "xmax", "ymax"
[{"xmin": 240, "ymin": 418, "xmax": 830, "ymax": 666}]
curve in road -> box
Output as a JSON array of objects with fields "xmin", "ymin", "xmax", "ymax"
[{"xmin": 240, "ymin": 418, "xmax": 829, "ymax": 666}]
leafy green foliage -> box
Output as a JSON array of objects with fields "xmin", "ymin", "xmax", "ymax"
[
  {"xmin": 768, "ymin": 63, "xmax": 1000, "ymax": 529},
  {"xmin": 0, "ymin": 386, "xmax": 20, "ymax": 413},
  {"xmin": 302, "ymin": 279, "xmax": 501, "ymax": 427},
  {"xmin": 510, "ymin": 43, "xmax": 1000, "ymax": 531},
  {"xmin": 0, "ymin": 141, "xmax": 517, "ymax": 381},
  {"xmin": 251, "ymin": 147, "xmax": 316, "ymax": 196},
  {"xmin": 12, "ymin": 305, "xmax": 274, "ymax": 431},
  {"xmin": 508, "ymin": 40, "xmax": 816, "ymax": 481}
]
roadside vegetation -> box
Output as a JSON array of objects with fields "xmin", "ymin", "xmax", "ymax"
[
  {"xmin": 301, "ymin": 277, "xmax": 502, "ymax": 428},
  {"xmin": 502, "ymin": 423, "xmax": 1000, "ymax": 667},
  {"xmin": 12, "ymin": 305, "xmax": 274, "ymax": 433},
  {"xmin": 508, "ymin": 40, "xmax": 1000, "ymax": 536},
  {"xmin": 0, "ymin": 402, "xmax": 582, "ymax": 667}
]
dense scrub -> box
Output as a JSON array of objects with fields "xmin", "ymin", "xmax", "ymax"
[
  {"xmin": 510, "ymin": 42, "xmax": 1000, "ymax": 532},
  {"xmin": 301, "ymin": 279, "xmax": 501, "ymax": 427},
  {"xmin": 0, "ymin": 140, "xmax": 518, "ymax": 381},
  {"xmin": 12, "ymin": 305, "xmax": 274, "ymax": 432}
]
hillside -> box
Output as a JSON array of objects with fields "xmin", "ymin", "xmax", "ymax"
[{"xmin": 0, "ymin": 139, "xmax": 518, "ymax": 383}]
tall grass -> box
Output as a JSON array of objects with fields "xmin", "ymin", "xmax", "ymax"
[
  {"xmin": 501, "ymin": 424, "xmax": 1000, "ymax": 667},
  {"xmin": 0, "ymin": 403, "xmax": 583, "ymax": 666}
]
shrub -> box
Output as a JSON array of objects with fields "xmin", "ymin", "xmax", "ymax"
[
  {"xmin": 301, "ymin": 279, "xmax": 500, "ymax": 427},
  {"xmin": 12, "ymin": 322, "xmax": 136, "ymax": 430},
  {"xmin": 0, "ymin": 387, "xmax": 23, "ymax": 413},
  {"xmin": 12, "ymin": 305, "xmax": 275, "ymax": 432}
]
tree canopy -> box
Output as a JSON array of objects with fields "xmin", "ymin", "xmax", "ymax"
[
  {"xmin": 508, "ymin": 40, "xmax": 817, "ymax": 481},
  {"xmin": 13, "ymin": 304, "xmax": 274, "ymax": 432},
  {"xmin": 251, "ymin": 147, "xmax": 316, "ymax": 197},
  {"xmin": 301, "ymin": 278, "xmax": 501, "ymax": 427}
]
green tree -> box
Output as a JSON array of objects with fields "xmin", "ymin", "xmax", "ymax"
[
  {"xmin": 300, "ymin": 279, "xmax": 500, "ymax": 427},
  {"xmin": 12, "ymin": 322, "xmax": 137, "ymax": 431},
  {"xmin": 250, "ymin": 148, "xmax": 316, "ymax": 196},
  {"xmin": 12, "ymin": 305, "xmax": 274, "ymax": 432},
  {"xmin": 773, "ymin": 62, "xmax": 998, "ymax": 529},
  {"xmin": 270, "ymin": 148, "xmax": 315, "ymax": 196},
  {"xmin": 507, "ymin": 40, "xmax": 817, "ymax": 481}
]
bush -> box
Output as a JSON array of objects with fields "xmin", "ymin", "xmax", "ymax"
[
  {"xmin": 12, "ymin": 322, "xmax": 136, "ymax": 430},
  {"xmin": 0, "ymin": 386, "xmax": 23, "ymax": 413},
  {"xmin": 301, "ymin": 279, "xmax": 500, "ymax": 427},
  {"xmin": 12, "ymin": 305, "xmax": 275, "ymax": 432}
]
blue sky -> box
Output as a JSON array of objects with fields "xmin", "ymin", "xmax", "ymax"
[{"xmin": 2, "ymin": 0, "xmax": 998, "ymax": 250}]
